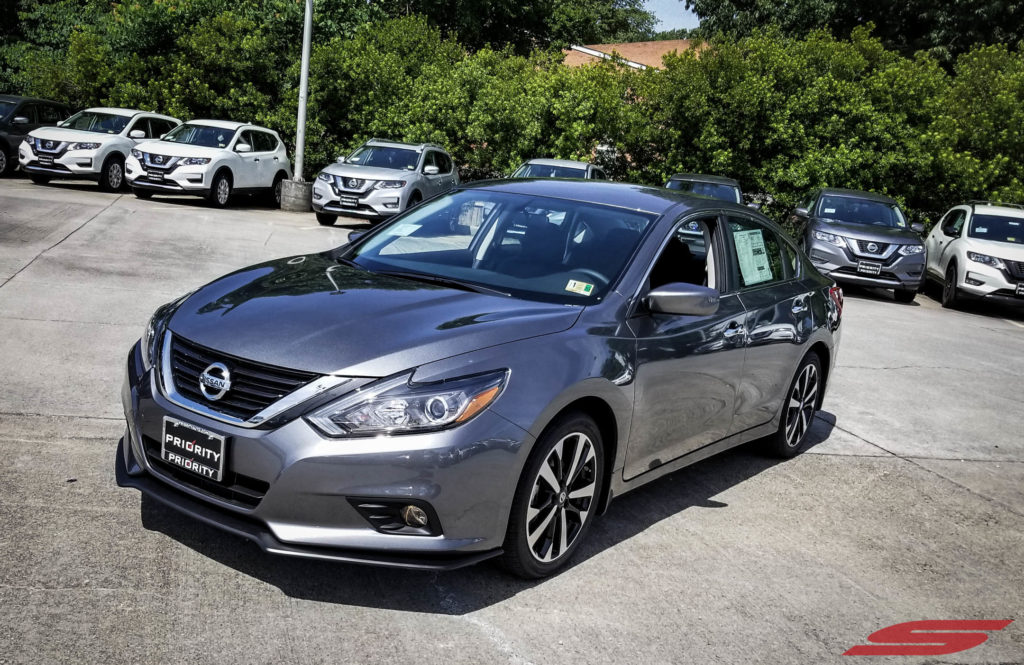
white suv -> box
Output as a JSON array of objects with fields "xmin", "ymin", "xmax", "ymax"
[
  {"xmin": 126, "ymin": 120, "xmax": 292, "ymax": 207},
  {"xmin": 925, "ymin": 201, "xmax": 1024, "ymax": 307},
  {"xmin": 19, "ymin": 107, "xmax": 180, "ymax": 191},
  {"xmin": 312, "ymin": 139, "xmax": 459, "ymax": 225}
]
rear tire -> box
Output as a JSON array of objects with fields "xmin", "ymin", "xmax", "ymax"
[
  {"xmin": 99, "ymin": 155, "xmax": 125, "ymax": 192},
  {"xmin": 133, "ymin": 188, "xmax": 153, "ymax": 199},
  {"xmin": 270, "ymin": 173, "xmax": 285, "ymax": 208},
  {"xmin": 206, "ymin": 171, "xmax": 231, "ymax": 208},
  {"xmin": 500, "ymin": 412, "xmax": 604, "ymax": 579},
  {"xmin": 316, "ymin": 212, "xmax": 337, "ymax": 226},
  {"xmin": 29, "ymin": 174, "xmax": 50, "ymax": 185},
  {"xmin": 766, "ymin": 352, "xmax": 822, "ymax": 458},
  {"xmin": 894, "ymin": 288, "xmax": 916, "ymax": 303},
  {"xmin": 0, "ymin": 149, "xmax": 11, "ymax": 176},
  {"xmin": 941, "ymin": 263, "xmax": 960, "ymax": 309}
]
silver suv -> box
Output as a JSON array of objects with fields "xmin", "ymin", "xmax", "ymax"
[{"xmin": 312, "ymin": 138, "xmax": 459, "ymax": 225}]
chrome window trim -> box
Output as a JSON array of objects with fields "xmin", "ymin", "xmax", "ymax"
[{"xmin": 160, "ymin": 332, "xmax": 351, "ymax": 428}]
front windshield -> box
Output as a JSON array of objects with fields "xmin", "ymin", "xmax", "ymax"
[
  {"xmin": 344, "ymin": 189, "xmax": 656, "ymax": 304},
  {"xmin": 666, "ymin": 179, "xmax": 741, "ymax": 204},
  {"xmin": 163, "ymin": 123, "xmax": 237, "ymax": 148},
  {"xmin": 968, "ymin": 214, "xmax": 1024, "ymax": 245},
  {"xmin": 816, "ymin": 195, "xmax": 907, "ymax": 228},
  {"xmin": 513, "ymin": 163, "xmax": 587, "ymax": 178},
  {"xmin": 346, "ymin": 145, "xmax": 419, "ymax": 170},
  {"xmin": 0, "ymin": 101, "xmax": 15, "ymax": 119},
  {"xmin": 59, "ymin": 110, "xmax": 130, "ymax": 134}
]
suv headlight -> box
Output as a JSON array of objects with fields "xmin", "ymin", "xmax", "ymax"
[
  {"xmin": 131, "ymin": 149, "xmax": 143, "ymax": 159},
  {"xmin": 68, "ymin": 142, "xmax": 100, "ymax": 151},
  {"xmin": 814, "ymin": 230, "xmax": 847, "ymax": 248},
  {"xmin": 307, "ymin": 370, "xmax": 508, "ymax": 437},
  {"xmin": 898, "ymin": 244, "xmax": 924, "ymax": 256},
  {"xmin": 967, "ymin": 251, "xmax": 1005, "ymax": 269},
  {"xmin": 317, "ymin": 172, "xmax": 332, "ymax": 182},
  {"xmin": 181, "ymin": 157, "xmax": 210, "ymax": 165},
  {"xmin": 374, "ymin": 180, "xmax": 407, "ymax": 189}
]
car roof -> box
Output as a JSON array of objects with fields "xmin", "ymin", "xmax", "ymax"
[
  {"xmin": 970, "ymin": 203, "xmax": 1024, "ymax": 219},
  {"xmin": 365, "ymin": 138, "xmax": 440, "ymax": 151},
  {"xmin": 182, "ymin": 119, "xmax": 248, "ymax": 130},
  {"xmin": 461, "ymin": 178, "xmax": 745, "ymax": 216},
  {"xmin": 818, "ymin": 187, "xmax": 897, "ymax": 204},
  {"xmin": 668, "ymin": 173, "xmax": 740, "ymax": 187},
  {"xmin": 0, "ymin": 94, "xmax": 67, "ymax": 106},
  {"xmin": 524, "ymin": 158, "xmax": 592, "ymax": 169}
]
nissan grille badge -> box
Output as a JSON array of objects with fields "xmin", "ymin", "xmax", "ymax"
[
  {"xmin": 198, "ymin": 362, "xmax": 232, "ymax": 401},
  {"xmin": 866, "ymin": 242, "xmax": 879, "ymax": 253},
  {"xmin": 45, "ymin": 140, "xmax": 54, "ymax": 150},
  {"xmin": 347, "ymin": 178, "xmax": 361, "ymax": 188}
]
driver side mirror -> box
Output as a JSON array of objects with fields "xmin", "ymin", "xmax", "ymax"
[
  {"xmin": 12, "ymin": 116, "xmax": 29, "ymax": 125},
  {"xmin": 910, "ymin": 222, "xmax": 925, "ymax": 234},
  {"xmin": 423, "ymin": 165, "xmax": 440, "ymax": 175},
  {"xmin": 793, "ymin": 207, "xmax": 809, "ymax": 218},
  {"xmin": 235, "ymin": 143, "xmax": 252, "ymax": 153},
  {"xmin": 336, "ymin": 156, "xmax": 347, "ymax": 163},
  {"xmin": 129, "ymin": 129, "xmax": 146, "ymax": 139},
  {"xmin": 644, "ymin": 283, "xmax": 720, "ymax": 316}
]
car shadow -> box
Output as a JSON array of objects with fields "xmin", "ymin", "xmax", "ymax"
[
  {"xmin": 137, "ymin": 412, "xmax": 836, "ymax": 614},
  {"xmin": 839, "ymin": 284, "xmax": 920, "ymax": 306},
  {"xmin": 917, "ymin": 283, "xmax": 1024, "ymax": 322},
  {"xmin": 138, "ymin": 192, "xmax": 280, "ymax": 212}
]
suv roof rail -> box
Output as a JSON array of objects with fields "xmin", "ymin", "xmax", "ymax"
[
  {"xmin": 367, "ymin": 137, "xmax": 446, "ymax": 150},
  {"xmin": 968, "ymin": 199, "xmax": 1024, "ymax": 210}
]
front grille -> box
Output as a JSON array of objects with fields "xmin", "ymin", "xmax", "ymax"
[
  {"xmin": 1006, "ymin": 260, "xmax": 1024, "ymax": 280},
  {"xmin": 142, "ymin": 435, "xmax": 268, "ymax": 508},
  {"xmin": 854, "ymin": 239, "xmax": 890, "ymax": 255},
  {"xmin": 34, "ymin": 139, "xmax": 68, "ymax": 156},
  {"xmin": 169, "ymin": 335, "xmax": 320, "ymax": 420},
  {"xmin": 140, "ymin": 152, "xmax": 180, "ymax": 170}
]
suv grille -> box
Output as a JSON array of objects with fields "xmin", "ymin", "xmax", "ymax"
[
  {"xmin": 169, "ymin": 335, "xmax": 320, "ymax": 420},
  {"xmin": 854, "ymin": 239, "xmax": 890, "ymax": 255},
  {"xmin": 1006, "ymin": 260, "xmax": 1024, "ymax": 280}
]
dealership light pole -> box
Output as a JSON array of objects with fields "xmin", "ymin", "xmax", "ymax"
[{"xmin": 280, "ymin": 0, "xmax": 315, "ymax": 212}]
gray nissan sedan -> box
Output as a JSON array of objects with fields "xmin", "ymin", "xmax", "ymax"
[{"xmin": 118, "ymin": 179, "xmax": 842, "ymax": 578}]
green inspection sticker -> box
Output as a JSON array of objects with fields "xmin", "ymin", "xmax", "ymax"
[{"xmin": 565, "ymin": 279, "xmax": 594, "ymax": 295}]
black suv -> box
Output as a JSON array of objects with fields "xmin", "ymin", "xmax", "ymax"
[{"xmin": 0, "ymin": 95, "xmax": 71, "ymax": 176}]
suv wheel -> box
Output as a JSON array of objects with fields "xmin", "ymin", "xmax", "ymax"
[
  {"xmin": 894, "ymin": 288, "xmax": 916, "ymax": 303},
  {"xmin": 207, "ymin": 171, "xmax": 232, "ymax": 208},
  {"xmin": 271, "ymin": 173, "xmax": 285, "ymax": 208},
  {"xmin": 316, "ymin": 212, "xmax": 337, "ymax": 226},
  {"xmin": 767, "ymin": 352, "xmax": 821, "ymax": 458},
  {"xmin": 133, "ymin": 188, "xmax": 153, "ymax": 200},
  {"xmin": 408, "ymin": 191, "xmax": 422, "ymax": 208},
  {"xmin": 99, "ymin": 155, "xmax": 125, "ymax": 192},
  {"xmin": 941, "ymin": 263, "xmax": 960, "ymax": 309},
  {"xmin": 0, "ymin": 150, "xmax": 10, "ymax": 176},
  {"xmin": 29, "ymin": 174, "xmax": 50, "ymax": 185},
  {"xmin": 500, "ymin": 412, "xmax": 604, "ymax": 579}
]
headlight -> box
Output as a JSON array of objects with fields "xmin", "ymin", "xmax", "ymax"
[
  {"xmin": 140, "ymin": 291, "xmax": 195, "ymax": 370},
  {"xmin": 306, "ymin": 370, "xmax": 508, "ymax": 437},
  {"xmin": 317, "ymin": 172, "xmax": 332, "ymax": 182},
  {"xmin": 374, "ymin": 180, "xmax": 407, "ymax": 189},
  {"xmin": 181, "ymin": 157, "xmax": 210, "ymax": 165},
  {"xmin": 967, "ymin": 251, "xmax": 1005, "ymax": 269},
  {"xmin": 814, "ymin": 230, "xmax": 847, "ymax": 248},
  {"xmin": 68, "ymin": 142, "xmax": 100, "ymax": 151},
  {"xmin": 131, "ymin": 149, "xmax": 143, "ymax": 159},
  {"xmin": 898, "ymin": 244, "xmax": 924, "ymax": 256}
]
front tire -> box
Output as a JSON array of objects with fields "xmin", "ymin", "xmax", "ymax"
[
  {"xmin": 271, "ymin": 173, "xmax": 285, "ymax": 208},
  {"xmin": 500, "ymin": 412, "xmax": 604, "ymax": 579},
  {"xmin": 206, "ymin": 171, "xmax": 232, "ymax": 208},
  {"xmin": 894, "ymin": 288, "xmax": 916, "ymax": 303},
  {"xmin": 941, "ymin": 263, "xmax": 960, "ymax": 309},
  {"xmin": 29, "ymin": 174, "xmax": 50, "ymax": 185},
  {"xmin": 133, "ymin": 188, "xmax": 153, "ymax": 199},
  {"xmin": 767, "ymin": 352, "xmax": 822, "ymax": 458},
  {"xmin": 99, "ymin": 155, "xmax": 125, "ymax": 192},
  {"xmin": 316, "ymin": 211, "xmax": 337, "ymax": 226}
]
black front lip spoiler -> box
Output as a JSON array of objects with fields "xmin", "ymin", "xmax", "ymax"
[{"xmin": 115, "ymin": 438, "xmax": 501, "ymax": 571}]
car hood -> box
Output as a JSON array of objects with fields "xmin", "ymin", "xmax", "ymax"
[
  {"xmin": 28, "ymin": 126, "xmax": 121, "ymax": 143},
  {"xmin": 320, "ymin": 163, "xmax": 416, "ymax": 181},
  {"xmin": 812, "ymin": 218, "xmax": 921, "ymax": 244},
  {"xmin": 166, "ymin": 254, "xmax": 582, "ymax": 377},
  {"xmin": 132, "ymin": 141, "xmax": 226, "ymax": 158},
  {"xmin": 960, "ymin": 237, "xmax": 1024, "ymax": 261}
]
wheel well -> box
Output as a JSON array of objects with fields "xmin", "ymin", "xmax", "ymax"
[
  {"xmin": 214, "ymin": 166, "xmax": 233, "ymax": 184},
  {"xmin": 808, "ymin": 341, "xmax": 831, "ymax": 408},
  {"xmin": 274, "ymin": 169, "xmax": 287, "ymax": 182},
  {"xmin": 541, "ymin": 397, "xmax": 619, "ymax": 515}
]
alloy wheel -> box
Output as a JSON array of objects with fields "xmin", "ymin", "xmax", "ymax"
[
  {"xmin": 109, "ymin": 162, "xmax": 123, "ymax": 189},
  {"xmin": 526, "ymin": 431, "xmax": 597, "ymax": 563},
  {"xmin": 216, "ymin": 178, "xmax": 230, "ymax": 205},
  {"xmin": 0, "ymin": 151, "xmax": 7, "ymax": 175},
  {"xmin": 784, "ymin": 362, "xmax": 818, "ymax": 447}
]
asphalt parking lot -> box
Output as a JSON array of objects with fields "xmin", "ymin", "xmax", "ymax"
[{"xmin": 1, "ymin": 177, "xmax": 1022, "ymax": 664}]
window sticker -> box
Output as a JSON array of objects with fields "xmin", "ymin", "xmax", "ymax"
[
  {"xmin": 823, "ymin": 208, "xmax": 836, "ymax": 214},
  {"xmin": 734, "ymin": 229, "xmax": 774, "ymax": 286},
  {"xmin": 565, "ymin": 279, "xmax": 594, "ymax": 296},
  {"xmin": 975, "ymin": 227, "xmax": 987, "ymax": 233},
  {"xmin": 1009, "ymin": 221, "xmax": 1020, "ymax": 226}
]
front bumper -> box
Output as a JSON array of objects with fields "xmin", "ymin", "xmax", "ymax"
[
  {"xmin": 958, "ymin": 261, "xmax": 1024, "ymax": 303},
  {"xmin": 807, "ymin": 238, "xmax": 924, "ymax": 290},
  {"xmin": 125, "ymin": 156, "xmax": 209, "ymax": 195},
  {"xmin": 19, "ymin": 142, "xmax": 102, "ymax": 179},
  {"xmin": 118, "ymin": 342, "xmax": 530, "ymax": 568},
  {"xmin": 311, "ymin": 178, "xmax": 406, "ymax": 219}
]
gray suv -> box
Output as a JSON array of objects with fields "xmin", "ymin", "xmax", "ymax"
[
  {"xmin": 792, "ymin": 188, "xmax": 925, "ymax": 303},
  {"xmin": 312, "ymin": 138, "xmax": 459, "ymax": 225}
]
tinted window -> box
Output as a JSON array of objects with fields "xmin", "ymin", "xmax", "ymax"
[
  {"xmin": 163, "ymin": 123, "xmax": 237, "ymax": 148},
  {"xmin": 649, "ymin": 217, "xmax": 719, "ymax": 290},
  {"xmin": 422, "ymin": 151, "xmax": 438, "ymax": 171},
  {"xmin": 0, "ymin": 101, "xmax": 15, "ymax": 118},
  {"xmin": 39, "ymin": 105, "xmax": 64, "ymax": 123},
  {"xmin": 512, "ymin": 163, "xmax": 587, "ymax": 178},
  {"xmin": 346, "ymin": 145, "xmax": 419, "ymax": 170},
  {"xmin": 19, "ymin": 104, "xmax": 39, "ymax": 123},
  {"xmin": 941, "ymin": 209, "xmax": 966, "ymax": 236},
  {"xmin": 127, "ymin": 118, "xmax": 153, "ymax": 138},
  {"xmin": 968, "ymin": 214, "xmax": 1024, "ymax": 245},
  {"xmin": 592, "ymin": 169, "xmax": 607, "ymax": 180},
  {"xmin": 60, "ymin": 110, "xmax": 130, "ymax": 134},
  {"xmin": 434, "ymin": 151, "xmax": 453, "ymax": 174},
  {"xmin": 666, "ymin": 179, "xmax": 741, "ymax": 204},
  {"xmin": 151, "ymin": 119, "xmax": 177, "ymax": 137},
  {"xmin": 816, "ymin": 195, "xmax": 907, "ymax": 228},
  {"xmin": 346, "ymin": 190, "xmax": 655, "ymax": 305},
  {"xmin": 727, "ymin": 217, "xmax": 789, "ymax": 288}
]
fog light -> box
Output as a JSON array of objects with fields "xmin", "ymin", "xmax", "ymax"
[
  {"xmin": 312, "ymin": 191, "xmax": 322, "ymax": 200},
  {"xmin": 965, "ymin": 272, "xmax": 985, "ymax": 286},
  {"xmin": 383, "ymin": 197, "xmax": 400, "ymax": 209},
  {"xmin": 77, "ymin": 160, "xmax": 92, "ymax": 168},
  {"xmin": 401, "ymin": 505, "xmax": 429, "ymax": 528}
]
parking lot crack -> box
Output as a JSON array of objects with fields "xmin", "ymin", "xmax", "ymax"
[{"xmin": 0, "ymin": 194, "xmax": 123, "ymax": 291}]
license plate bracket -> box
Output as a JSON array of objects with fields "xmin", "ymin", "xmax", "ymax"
[
  {"xmin": 39, "ymin": 156, "xmax": 53, "ymax": 165},
  {"xmin": 340, "ymin": 196, "xmax": 358, "ymax": 207},
  {"xmin": 147, "ymin": 171, "xmax": 163, "ymax": 181},
  {"xmin": 160, "ymin": 416, "xmax": 227, "ymax": 482},
  {"xmin": 857, "ymin": 261, "xmax": 882, "ymax": 276}
]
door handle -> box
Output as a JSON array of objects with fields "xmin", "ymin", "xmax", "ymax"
[
  {"xmin": 723, "ymin": 323, "xmax": 745, "ymax": 338},
  {"xmin": 791, "ymin": 299, "xmax": 808, "ymax": 314},
  {"xmin": 274, "ymin": 157, "xmax": 279, "ymax": 161},
  {"xmin": 254, "ymin": 157, "xmax": 260, "ymax": 162}
]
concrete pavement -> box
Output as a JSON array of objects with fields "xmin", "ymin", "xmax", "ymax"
[{"xmin": 0, "ymin": 178, "xmax": 1021, "ymax": 664}]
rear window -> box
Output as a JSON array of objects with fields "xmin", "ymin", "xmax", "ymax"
[{"xmin": 666, "ymin": 179, "xmax": 741, "ymax": 204}]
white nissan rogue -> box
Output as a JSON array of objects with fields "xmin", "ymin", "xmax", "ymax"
[
  {"xmin": 126, "ymin": 120, "xmax": 292, "ymax": 207},
  {"xmin": 19, "ymin": 107, "xmax": 180, "ymax": 191},
  {"xmin": 925, "ymin": 201, "xmax": 1024, "ymax": 308}
]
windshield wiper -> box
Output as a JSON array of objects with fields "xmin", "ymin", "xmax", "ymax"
[{"xmin": 374, "ymin": 269, "xmax": 510, "ymax": 297}]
